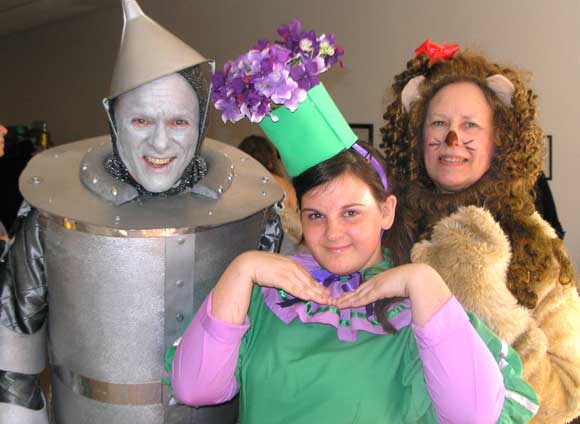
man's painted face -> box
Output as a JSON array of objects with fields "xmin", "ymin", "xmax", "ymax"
[{"xmin": 114, "ymin": 73, "xmax": 200, "ymax": 193}]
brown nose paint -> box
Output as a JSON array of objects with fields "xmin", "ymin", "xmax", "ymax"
[{"xmin": 445, "ymin": 130, "xmax": 459, "ymax": 146}]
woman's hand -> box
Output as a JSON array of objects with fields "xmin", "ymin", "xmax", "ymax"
[
  {"xmin": 335, "ymin": 263, "xmax": 451, "ymax": 327},
  {"xmin": 212, "ymin": 251, "xmax": 332, "ymax": 325}
]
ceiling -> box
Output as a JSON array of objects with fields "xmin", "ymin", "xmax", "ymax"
[{"xmin": 0, "ymin": 0, "xmax": 119, "ymax": 36}]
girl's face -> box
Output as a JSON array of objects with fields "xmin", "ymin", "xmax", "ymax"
[
  {"xmin": 300, "ymin": 172, "xmax": 396, "ymax": 275},
  {"xmin": 422, "ymin": 82, "xmax": 495, "ymax": 193}
]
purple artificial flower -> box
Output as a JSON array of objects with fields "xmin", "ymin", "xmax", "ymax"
[
  {"xmin": 211, "ymin": 71, "xmax": 226, "ymax": 89},
  {"xmin": 289, "ymin": 60, "xmax": 321, "ymax": 91},
  {"xmin": 255, "ymin": 39, "xmax": 268, "ymax": 50},
  {"xmin": 214, "ymin": 97, "xmax": 244, "ymax": 123},
  {"xmin": 268, "ymin": 43, "xmax": 292, "ymax": 64},
  {"xmin": 241, "ymin": 98, "xmax": 272, "ymax": 123},
  {"xmin": 211, "ymin": 18, "xmax": 343, "ymax": 123},
  {"xmin": 284, "ymin": 87, "xmax": 307, "ymax": 112},
  {"xmin": 254, "ymin": 64, "xmax": 297, "ymax": 105}
]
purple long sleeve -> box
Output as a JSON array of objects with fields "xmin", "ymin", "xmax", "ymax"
[
  {"xmin": 171, "ymin": 292, "xmax": 249, "ymax": 406},
  {"xmin": 413, "ymin": 296, "xmax": 505, "ymax": 424}
]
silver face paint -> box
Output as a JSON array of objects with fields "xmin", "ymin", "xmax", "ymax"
[{"xmin": 114, "ymin": 73, "xmax": 200, "ymax": 193}]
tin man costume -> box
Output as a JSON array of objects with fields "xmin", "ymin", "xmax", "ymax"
[{"xmin": 0, "ymin": 1, "xmax": 282, "ymax": 423}]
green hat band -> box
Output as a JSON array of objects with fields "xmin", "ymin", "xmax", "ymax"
[{"xmin": 259, "ymin": 83, "xmax": 357, "ymax": 177}]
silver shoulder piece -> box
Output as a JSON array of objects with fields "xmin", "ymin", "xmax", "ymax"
[
  {"xmin": 190, "ymin": 145, "xmax": 234, "ymax": 200},
  {"xmin": 19, "ymin": 136, "xmax": 283, "ymax": 234},
  {"xmin": 79, "ymin": 142, "xmax": 138, "ymax": 206}
]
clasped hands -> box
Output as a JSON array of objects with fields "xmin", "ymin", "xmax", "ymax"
[{"xmin": 242, "ymin": 251, "xmax": 429, "ymax": 309}]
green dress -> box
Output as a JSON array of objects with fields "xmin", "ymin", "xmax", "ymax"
[{"xmin": 235, "ymin": 258, "xmax": 538, "ymax": 423}]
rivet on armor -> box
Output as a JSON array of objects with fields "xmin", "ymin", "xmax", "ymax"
[
  {"xmin": 176, "ymin": 280, "xmax": 184, "ymax": 288},
  {"xmin": 261, "ymin": 176, "xmax": 269, "ymax": 183},
  {"xmin": 208, "ymin": 210, "xmax": 213, "ymax": 216},
  {"xmin": 217, "ymin": 185, "xmax": 224, "ymax": 194},
  {"xmin": 92, "ymin": 177, "xmax": 99, "ymax": 184},
  {"xmin": 114, "ymin": 215, "xmax": 121, "ymax": 222},
  {"xmin": 31, "ymin": 176, "xmax": 43, "ymax": 184},
  {"xmin": 230, "ymin": 164, "xmax": 235, "ymax": 170},
  {"xmin": 227, "ymin": 173, "xmax": 233, "ymax": 181},
  {"xmin": 111, "ymin": 186, "xmax": 118, "ymax": 196},
  {"xmin": 82, "ymin": 163, "xmax": 89, "ymax": 171},
  {"xmin": 261, "ymin": 191, "xmax": 267, "ymax": 197},
  {"xmin": 177, "ymin": 238, "xmax": 185, "ymax": 245},
  {"xmin": 176, "ymin": 314, "xmax": 184, "ymax": 322}
]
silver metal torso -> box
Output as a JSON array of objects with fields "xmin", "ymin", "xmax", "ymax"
[{"xmin": 19, "ymin": 136, "xmax": 282, "ymax": 424}]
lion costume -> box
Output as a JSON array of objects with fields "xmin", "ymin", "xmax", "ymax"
[{"xmin": 381, "ymin": 44, "xmax": 580, "ymax": 423}]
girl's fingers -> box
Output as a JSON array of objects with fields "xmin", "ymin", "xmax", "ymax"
[
  {"xmin": 300, "ymin": 279, "xmax": 332, "ymax": 304},
  {"xmin": 336, "ymin": 283, "xmax": 377, "ymax": 308},
  {"xmin": 275, "ymin": 265, "xmax": 332, "ymax": 304}
]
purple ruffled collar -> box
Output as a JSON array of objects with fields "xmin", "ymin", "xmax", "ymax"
[{"xmin": 261, "ymin": 252, "xmax": 411, "ymax": 342}]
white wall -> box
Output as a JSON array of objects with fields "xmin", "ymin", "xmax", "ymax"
[{"xmin": 0, "ymin": 0, "xmax": 578, "ymax": 267}]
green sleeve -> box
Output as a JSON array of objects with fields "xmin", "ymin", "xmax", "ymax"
[{"xmin": 468, "ymin": 313, "xmax": 539, "ymax": 423}]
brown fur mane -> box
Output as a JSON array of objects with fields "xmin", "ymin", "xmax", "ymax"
[{"xmin": 381, "ymin": 51, "xmax": 575, "ymax": 309}]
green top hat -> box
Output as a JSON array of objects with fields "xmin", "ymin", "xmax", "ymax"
[
  {"xmin": 259, "ymin": 83, "xmax": 357, "ymax": 178},
  {"xmin": 211, "ymin": 19, "xmax": 355, "ymax": 177}
]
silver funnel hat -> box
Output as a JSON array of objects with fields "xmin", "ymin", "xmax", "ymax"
[
  {"xmin": 109, "ymin": 0, "xmax": 212, "ymax": 99},
  {"xmin": 103, "ymin": 0, "xmax": 215, "ymax": 196}
]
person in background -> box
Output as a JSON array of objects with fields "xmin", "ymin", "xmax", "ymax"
[
  {"xmin": 381, "ymin": 39, "xmax": 580, "ymax": 424},
  {"xmin": 239, "ymin": 134, "xmax": 302, "ymax": 244},
  {"xmin": 0, "ymin": 124, "xmax": 6, "ymax": 158},
  {"xmin": 0, "ymin": 124, "xmax": 8, "ymax": 242}
]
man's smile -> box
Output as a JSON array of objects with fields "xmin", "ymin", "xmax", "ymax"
[{"xmin": 143, "ymin": 155, "xmax": 176, "ymax": 168}]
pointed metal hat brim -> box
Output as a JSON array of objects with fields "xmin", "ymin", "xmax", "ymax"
[{"xmin": 109, "ymin": 0, "xmax": 209, "ymax": 99}]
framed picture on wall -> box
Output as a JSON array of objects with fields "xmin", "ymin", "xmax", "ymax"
[
  {"xmin": 349, "ymin": 123, "xmax": 374, "ymax": 145},
  {"xmin": 545, "ymin": 135, "xmax": 553, "ymax": 180}
]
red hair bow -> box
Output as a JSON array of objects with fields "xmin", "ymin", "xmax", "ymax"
[{"xmin": 415, "ymin": 39, "xmax": 459, "ymax": 67}]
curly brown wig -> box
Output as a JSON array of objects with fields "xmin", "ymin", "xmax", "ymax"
[{"xmin": 381, "ymin": 51, "xmax": 575, "ymax": 309}]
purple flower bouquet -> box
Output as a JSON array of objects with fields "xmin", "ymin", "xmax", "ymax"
[{"xmin": 211, "ymin": 19, "xmax": 344, "ymax": 124}]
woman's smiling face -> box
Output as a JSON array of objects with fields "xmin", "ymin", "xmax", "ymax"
[{"xmin": 422, "ymin": 82, "xmax": 495, "ymax": 193}]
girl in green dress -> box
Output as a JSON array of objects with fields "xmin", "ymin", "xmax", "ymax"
[{"xmin": 170, "ymin": 20, "xmax": 538, "ymax": 424}]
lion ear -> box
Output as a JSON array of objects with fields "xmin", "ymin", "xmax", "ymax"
[
  {"xmin": 486, "ymin": 74, "xmax": 515, "ymax": 108},
  {"xmin": 401, "ymin": 75, "xmax": 426, "ymax": 113}
]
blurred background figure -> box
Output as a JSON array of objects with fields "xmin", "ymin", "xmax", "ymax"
[
  {"xmin": 0, "ymin": 124, "xmax": 6, "ymax": 158},
  {"xmin": 0, "ymin": 121, "xmax": 50, "ymax": 237},
  {"xmin": 0, "ymin": 124, "xmax": 7, "ymax": 242},
  {"xmin": 239, "ymin": 135, "xmax": 303, "ymax": 245}
]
